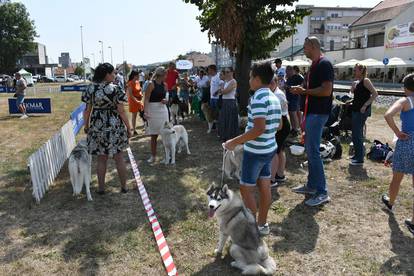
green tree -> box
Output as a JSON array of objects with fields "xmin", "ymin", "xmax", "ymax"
[
  {"xmin": 74, "ymin": 66, "xmax": 85, "ymax": 76},
  {"xmin": 0, "ymin": 2, "xmax": 37, "ymax": 73},
  {"xmin": 184, "ymin": 0, "xmax": 309, "ymax": 112}
]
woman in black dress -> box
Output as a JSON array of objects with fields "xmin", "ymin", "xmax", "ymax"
[{"xmin": 82, "ymin": 63, "xmax": 133, "ymax": 194}]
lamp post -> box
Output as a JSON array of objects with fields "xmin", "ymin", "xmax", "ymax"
[
  {"xmin": 80, "ymin": 25, "xmax": 86, "ymax": 81},
  {"xmin": 108, "ymin": 46, "xmax": 113, "ymax": 65},
  {"xmin": 98, "ymin": 40, "xmax": 104, "ymax": 63}
]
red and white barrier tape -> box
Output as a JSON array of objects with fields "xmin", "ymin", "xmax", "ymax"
[{"xmin": 127, "ymin": 148, "xmax": 178, "ymax": 276}]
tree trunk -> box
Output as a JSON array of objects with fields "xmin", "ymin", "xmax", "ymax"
[{"xmin": 235, "ymin": 44, "xmax": 252, "ymax": 115}]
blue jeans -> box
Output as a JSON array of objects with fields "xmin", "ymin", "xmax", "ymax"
[
  {"xmin": 305, "ymin": 114, "xmax": 329, "ymax": 195},
  {"xmin": 351, "ymin": 111, "xmax": 369, "ymax": 162}
]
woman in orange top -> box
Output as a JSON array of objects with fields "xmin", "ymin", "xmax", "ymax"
[{"xmin": 127, "ymin": 70, "xmax": 144, "ymax": 135}]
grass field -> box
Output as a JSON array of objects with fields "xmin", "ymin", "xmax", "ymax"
[{"xmin": 0, "ymin": 91, "xmax": 413, "ymax": 275}]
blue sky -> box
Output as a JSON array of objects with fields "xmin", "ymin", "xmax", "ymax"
[{"xmin": 15, "ymin": 0, "xmax": 381, "ymax": 66}]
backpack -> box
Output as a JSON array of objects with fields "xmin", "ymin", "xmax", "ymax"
[{"xmin": 367, "ymin": 140, "xmax": 393, "ymax": 162}]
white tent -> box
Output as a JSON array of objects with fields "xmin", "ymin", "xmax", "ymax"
[
  {"xmin": 289, "ymin": 59, "xmax": 311, "ymax": 67},
  {"xmin": 387, "ymin": 57, "xmax": 414, "ymax": 67},
  {"xmin": 18, "ymin": 69, "xmax": 34, "ymax": 85},
  {"xmin": 359, "ymin": 58, "xmax": 384, "ymax": 68},
  {"xmin": 334, "ymin": 59, "xmax": 360, "ymax": 68}
]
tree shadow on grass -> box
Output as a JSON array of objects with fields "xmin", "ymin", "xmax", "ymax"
[
  {"xmin": 271, "ymin": 203, "xmax": 321, "ymax": 254},
  {"xmin": 380, "ymin": 214, "xmax": 414, "ymax": 275}
]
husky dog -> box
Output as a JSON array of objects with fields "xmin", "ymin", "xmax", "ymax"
[
  {"xmin": 160, "ymin": 122, "xmax": 191, "ymax": 165},
  {"xmin": 201, "ymin": 103, "xmax": 214, "ymax": 133},
  {"xmin": 223, "ymin": 145, "xmax": 244, "ymax": 180},
  {"xmin": 68, "ymin": 140, "xmax": 92, "ymax": 201},
  {"xmin": 207, "ymin": 185, "xmax": 277, "ymax": 275},
  {"xmin": 170, "ymin": 102, "xmax": 181, "ymax": 125}
]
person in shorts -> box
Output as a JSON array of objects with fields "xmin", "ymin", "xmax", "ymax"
[
  {"xmin": 269, "ymin": 76, "xmax": 290, "ymax": 187},
  {"xmin": 14, "ymin": 72, "xmax": 28, "ymax": 119},
  {"xmin": 382, "ymin": 73, "xmax": 414, "ymax": 235},
  {"xmin": 286, "ymin": 66, "xmax": 304, "ymax": 136},
  {"xmin": 224, "ymin": 61, "xmax": 281, "ymax": 236}
]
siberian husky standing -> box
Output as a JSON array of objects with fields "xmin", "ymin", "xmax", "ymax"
[
  {"xmin": 68, "ymin": 140, "xmax": 92, "ymax": 201},
  {"xmin": 160, "ymin": 122, "xmax": 191, "ymax": 165},
  {"xmin": 207, "ymin": 184, "xmax": 277, "ymax": 275}
]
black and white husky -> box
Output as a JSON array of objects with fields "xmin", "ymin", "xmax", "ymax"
[
  {"xmin": 68, "ymin": 140, "xmax": 92, "ymax": 201},
  {"xmin": 207, "ymin": 185, "xmax": 277, "ymax": 275},
  {"xmin": 160, "ymin": 122, "xmax": 191, "ymax": 165}
]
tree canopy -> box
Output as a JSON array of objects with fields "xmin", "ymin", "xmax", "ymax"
[
  {"xmin": 0, "ymin": 2, "xmax": 37, "ymax": 73},
  {"xmin": 184, "ymin": 0, "xmax": 310, "ymax": 111}
]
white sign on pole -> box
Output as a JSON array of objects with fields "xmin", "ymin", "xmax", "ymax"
[{"xmin": 176, "ymin": 60, "xmax": 193, "ymax": 70}]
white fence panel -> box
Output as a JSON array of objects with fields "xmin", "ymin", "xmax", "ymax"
[{"xmin": 27, "ymin": 120, "xmax": 76, "ymax": 203}]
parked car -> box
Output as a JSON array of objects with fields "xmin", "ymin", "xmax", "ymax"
[
  {"xmin": 54, "ymin": 76, "xmax": 66, "ymax": 83},
  {"xmin": 66, "ymin": 77, "xmax": 75, "ymax": 82},
  {"xmin": 39, "ymin": 76, "xmax": 55, "ymax": 83}
]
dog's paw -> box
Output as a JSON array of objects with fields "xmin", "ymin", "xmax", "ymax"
[
  {"xmin": 230, "ymin": 261, "xmax": 238, "ymax": 268},
  {"xmin": 187, "ymin": 151, "xmax": 191, "ymax": 155}
]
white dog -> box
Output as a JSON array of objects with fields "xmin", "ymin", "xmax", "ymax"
[
  {"xmin": 68, "ymin": 140, "xmax": 92, "ymax": 201},
  {"xmin": 160, "ymin": 122, "xmax": 191, "ymax": 165},
  {"xmin": 223, "ymin": 145, "xmax": 244, "ymax": 180}
]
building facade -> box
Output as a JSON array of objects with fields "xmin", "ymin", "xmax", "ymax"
[
  {"xmin": 16, "ymin": 43, "xmax": 49, "ymax": 75},
  {"xmin": 272, "ymin": 5, "xmax": 370, "ymax": 59},
  {"xmin": 58, "ymin": 52, "xmax": 72, "ymax": 68}
]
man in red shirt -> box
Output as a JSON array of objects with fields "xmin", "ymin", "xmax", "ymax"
[{"xmin": 166, "ymin": 62, "xmax": 179, "ymax": 103}]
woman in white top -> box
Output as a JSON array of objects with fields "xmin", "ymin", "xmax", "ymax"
[
  {"xmin": 218, "ymin": 67, "xmax": 239, "ymax": 141},
  {"xmin": 270, "ymin": 76, "xmax": 291, "ymax": 187}
]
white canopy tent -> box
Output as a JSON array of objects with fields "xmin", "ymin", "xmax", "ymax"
[
  {"xmin": 387, "ymin": 57, "xmax": 414, "ymax": 67},
  {"xmin": 359, "ymin": 58, "xmax": 384, "ymax": 68},
  {"xmin": 18, "ymin": 69, "xmax": 34, "ymax": 86},
  {"xmin": 334, "ymin": 59, "xmax": 360, "ymax": 68}
]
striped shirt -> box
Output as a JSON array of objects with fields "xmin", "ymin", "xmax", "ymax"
[{"xmin": 244, "ymin": 87, "xmax": 281, "ymax": 154}]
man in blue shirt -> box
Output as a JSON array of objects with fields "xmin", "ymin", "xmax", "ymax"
[{"xmin": 290, "ymin": 36, "xmax": 334, "ymax": 207}]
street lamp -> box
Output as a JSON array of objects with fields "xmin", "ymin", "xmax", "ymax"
[
  {"xmin": 98, "ymin": 40, "xmax": 104, "ymax": 63},
  {"xmin": 108, "ymin": 46, "xmax": 113, "ymax": 65},
  {"xmin": 80, "ymin": 25, "xmax": 86, "ymax": 82}
]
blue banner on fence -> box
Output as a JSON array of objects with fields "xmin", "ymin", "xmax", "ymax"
[
  {"xmin": 8, "ymin": 98, "xmax": 52, "ymax": 114},
  {"xmin": 70, "ymin": 103, "xmax": 86, "ymax": 135},
  {"xmin": 0, "ymin": 86, "xmax": 16, "ymax": 93},
  {"xmin": 60, "ymin": 85, "xmax": 88, "ymax": 92}
]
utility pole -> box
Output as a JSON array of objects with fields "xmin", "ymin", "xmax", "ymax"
[
  {"xmin": 80, "ymin": 25, "xmax": 86, "ymax": 81},
  {"xmin": 98, "ymin": 40, "xmax": 104, "ymax": 63},
  {"xmin": 108, "ymin": 46, "xmax": 113, "ymax": 65},
  {"xmin": 91, "ymin": 53, "xmax": 95, "ymax": 68}
]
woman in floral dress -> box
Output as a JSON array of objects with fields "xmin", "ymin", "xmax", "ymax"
[{"xmin": 82, "ymin": 63, "xmax": 133, "ymax": 194}]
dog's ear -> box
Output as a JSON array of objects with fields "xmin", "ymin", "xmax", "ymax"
[
  {"xmin": 164, "ymin": 121, "xmax": 169, "ymax": 127},
  {"xmin": 222, "ymin": 184, "xmax": 229, "ymax": 193},
  {"xmin": 207, "ymin": 184, "xmax": 215, "ymax": 195}
]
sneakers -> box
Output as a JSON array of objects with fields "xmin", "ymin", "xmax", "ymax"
[
  {"xmin": 270, "ymin": 180, "xmax": 279, "ymax": 188},
  {"xmin": 292, "ymin": 185, "xmax": 316, "ymax": 195},
  {"xmin": 258, "ymin": 223, "xmax": 270, "ymax": 236},
  {"xmin": 350, "ymin": 159, "xmax": 364, "ymax": 166},
  {"xmin": 305, "ymin": 194, "xmax": 331, "ymax": 207},
  {"xmin": 147, "ymin": 156, "xmax": 155, "ymax": 163},
  {"xmin": 405, "ymin": 219, "xmax": 414, "ymax": 235},
  {"xmin": 275, "ymin": 174, "xmax": 286, "ymax": 183},
  {"xmin": 381, "ymin": 194, "xmax": 394, "ymax": 212},
  {"xmin": 20, "ymin": 114, "xmax": 29, "ymax": 119}
]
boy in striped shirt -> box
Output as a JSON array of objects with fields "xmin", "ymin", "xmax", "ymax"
[{"xmin": 224, "ymin": 62, "xmax": 281, "ymax": 236}]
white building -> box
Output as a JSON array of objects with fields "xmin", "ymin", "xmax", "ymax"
[{"xmin": 272, "ymin": 5, "xmax": 370, "ymax": 59}]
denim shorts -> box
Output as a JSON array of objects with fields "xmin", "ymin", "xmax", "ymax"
[
  {"xmin": 16, "ymin": 94, "xmax": 25, "ymax": 106},
  {"xmin": 240, "ymin": 149, "xmax": 276, "ymax": 186}
]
